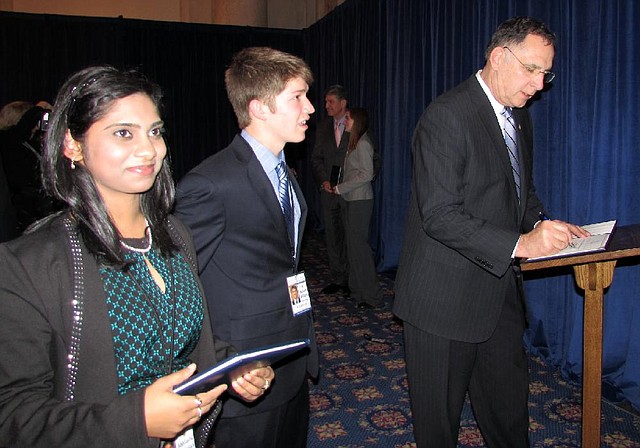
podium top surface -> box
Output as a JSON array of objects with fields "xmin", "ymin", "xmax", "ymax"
[{"xmin": 521, "ymin": 224, "xmax": 640, "ymax": 271}]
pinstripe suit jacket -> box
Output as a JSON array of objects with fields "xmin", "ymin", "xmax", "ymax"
[{"xmin": 393, "ymin": 75, "xmax": 545, "ymax": 343}]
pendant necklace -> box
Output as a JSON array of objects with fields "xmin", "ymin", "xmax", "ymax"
[
  {"xmin": 120, "ymin": 219, "xmax": 152, "ymax": 254},
  {"xmin": 120, "ymin": 219, "xmax": 166, "ymax": 292}
]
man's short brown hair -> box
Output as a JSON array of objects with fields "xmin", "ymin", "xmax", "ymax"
[{"xmin": 225, "ymin": 47, "xmax": 314, "ymax": 129}]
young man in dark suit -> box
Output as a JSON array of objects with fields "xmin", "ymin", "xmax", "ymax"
[
  {"xmin": 174, "ymin": 47, "xmax": 317, "ymax": 448},
  {"xmin": 394, "ymin": 17, "xmax": 588, "ymax": 447}
]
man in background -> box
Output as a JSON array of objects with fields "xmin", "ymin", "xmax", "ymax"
[{"xmin": 311, "ymin": 85, "xmax": 350, "ymax": 295}]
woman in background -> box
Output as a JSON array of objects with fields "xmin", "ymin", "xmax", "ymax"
[
  {"xmin": 334, "ymin": 107, "xmax": 383, "ymax": 309},
  {"xmin": 0, "ymin": 65, "xmax": 273, "ymax": 447}
]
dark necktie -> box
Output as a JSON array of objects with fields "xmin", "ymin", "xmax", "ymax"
[
  {"xmin": 501, "ymin": 107, "xmax": 521, "ymax": 200},
  {"xmin": 274, "ymin": 161, "xmax": 294, "ymax": 241}
]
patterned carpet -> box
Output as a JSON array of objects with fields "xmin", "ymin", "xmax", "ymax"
[{"xmin": 302, "ymin": 231, "xmax": 640, "ymax": 447}]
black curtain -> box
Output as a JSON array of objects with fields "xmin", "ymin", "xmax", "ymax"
[{"xmin": 0, "ymin": 11, "xmax": 304, "ymax": 180}]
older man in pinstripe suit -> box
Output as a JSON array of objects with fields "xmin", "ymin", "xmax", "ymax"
[{"xmin": 394, "ymin": 17, "xmax": 587, "ymax": 448}]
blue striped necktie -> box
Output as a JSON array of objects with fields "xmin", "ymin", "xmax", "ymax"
[
  {"xmin": 274, "ymin": 161, "xmax": 294, "ymax": 240},
  {"xmin": 501, "ymin": 107, "xmax": 521, "ymax": 200}
]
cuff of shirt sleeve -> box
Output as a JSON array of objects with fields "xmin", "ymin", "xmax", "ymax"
[{"xmin": 512, "ymin": 235, "xmax": 521, "ymax": 259}]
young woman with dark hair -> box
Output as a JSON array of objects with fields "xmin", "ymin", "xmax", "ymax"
[{"xmin": 0, "ymin": 65, "xmax": 273, "ymax": 447}]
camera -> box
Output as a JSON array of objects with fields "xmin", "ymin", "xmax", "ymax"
[{"xmin": 37, "ymin": 111, "xmax": 50, "ymax": 131}]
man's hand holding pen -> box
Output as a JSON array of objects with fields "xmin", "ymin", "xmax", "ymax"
[
  {"xmin": 515, "ymin": 213, "xmax": 591, "ymax": 259},
  {"xmin": 540, "ymin": 213, "xmax": 576, "ymax": 247}
]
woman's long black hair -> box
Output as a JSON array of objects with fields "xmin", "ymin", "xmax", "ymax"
[{"xmin": 41, "ymin": 65, "xmax": 176, "ymax": 268}]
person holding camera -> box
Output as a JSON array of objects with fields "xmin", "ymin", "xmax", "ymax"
[{"xmin": 0, "ymin": 100, "xmax": 58, "ymax": 231}]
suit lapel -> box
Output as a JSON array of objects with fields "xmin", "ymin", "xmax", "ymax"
[
  {"xmin": 233, "ymin": 136, "xmax": 298, "ymax": 255},
  {"xmin": 289, "ymin": 172, "xmax": 307, "ymax": 264}
]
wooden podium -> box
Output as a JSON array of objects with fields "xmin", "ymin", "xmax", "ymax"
[{"xmin": 521, "ymin": 224, "xmax": 640, "ymax": 448}]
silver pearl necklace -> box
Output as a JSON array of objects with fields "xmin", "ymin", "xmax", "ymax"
[{"xmin": 120, "ymin": 219, "xmax": 152, "ymax": 254}]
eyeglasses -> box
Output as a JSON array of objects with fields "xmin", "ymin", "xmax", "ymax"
[{"xmin": 503, "ymin": 47, "xmax": 555, "ymax": 84}]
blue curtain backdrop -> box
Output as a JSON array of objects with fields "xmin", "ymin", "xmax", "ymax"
[
  {"xmin": 304, "ymin": 0, "xmax": 640, "ymax": 410},
  {"xmin": 1, "ymin": 0, "xmax": 639, "ymax": 412}
]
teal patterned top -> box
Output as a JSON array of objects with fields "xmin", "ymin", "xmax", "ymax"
[{"xmin": 100, "ymin": 248, "xmax": 203, "ymax": 395}]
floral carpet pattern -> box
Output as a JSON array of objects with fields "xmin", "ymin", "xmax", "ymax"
[{"xmin": 302, "ymin": 232, "xmax": 640, "ymax": 447}]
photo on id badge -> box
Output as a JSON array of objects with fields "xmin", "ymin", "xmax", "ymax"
[{"xmin": 287, "ymin": 272, "xmax": 311, "ymax": 315}]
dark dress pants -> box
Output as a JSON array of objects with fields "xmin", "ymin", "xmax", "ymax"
[
  {"xmin": 343, "ymin": 198, "xmax": 382, "ymax": 305},
  {"xmin": 320, "ymin": 191, "xmax": 348, "ymax": 285},
  {"xmin": 212, "ymin": 380, "xmax": 309, "ymax": 448},
  {"xmin": 403, "ymin": 279, "xmax": 529, "ymax": 448}
]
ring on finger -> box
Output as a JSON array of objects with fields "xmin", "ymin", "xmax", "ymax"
[
  {"xmin": 194, "ymin": 394, "xmax": 203, "ymax": 407},
  {"xmin": 196, "ymin": 406, "xmax": 202, "ymax": 419},
  {"xmin": 262, "ymin": 378, "xmax": 271, "ymax": 390}
]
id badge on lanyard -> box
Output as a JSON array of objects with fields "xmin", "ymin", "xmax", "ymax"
[
  {"xmin": 171, "ymin": 428, "xmax": 195, "ymax": 448},
  {"xmin": 287, "ymin": 272, "xmax": 312, "ymax": 315}
]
